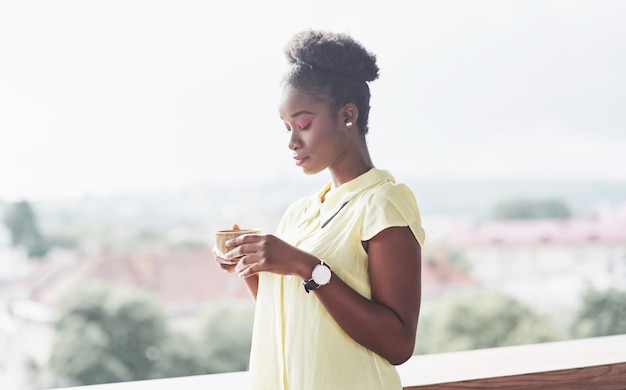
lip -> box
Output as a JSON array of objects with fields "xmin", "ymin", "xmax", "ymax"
[{"xmin": 293, "ymin": 156, "xmax": 308, "ymax": 166}]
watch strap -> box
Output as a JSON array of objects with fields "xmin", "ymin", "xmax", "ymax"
[
  {"xmin": 302, "ymin": 261, "xmax": 331, "ymax": 293},
  {"xmin": 303, "ymin": 278, "xmax": 320, "ymax": 293}
]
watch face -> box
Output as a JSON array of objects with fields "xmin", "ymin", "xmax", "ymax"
[{"xmin": 312, "ymin": 264, "xmax": 331, "ymax": 285}]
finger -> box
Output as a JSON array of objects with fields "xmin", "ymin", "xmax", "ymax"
[
  {"xmin": 226, "ymin": 233, "xmax": 262, "ymax": 249},
  {"xmin": 235, "ymin": 255, "xmax": 250, "ymax": 273},
  {"xmin": 212, "ymin": 246, "xmax": 236, "ymax": 264},
  {"xmin": 219, "ymin": 263, "xmax": 237, "ymax": 273},
  {"xmin": 212, "ymin": 247, "xmax": 237, "ymax": 273},
  {"xmin": 224, "ymin": 246, "xmax": 244, "ymax": 260},
  {"xmin": 215, "ymin": 252, "xmax": 241, "ymax": 269},
  {"xmin": 217, "ymin": 258, "xmax": 239, "ymax": 268},
  {"xmin": 212, "ymin": 245, "xmax": 224, "ymax": 258},
  {"xmin": 238, "ymin": 263, "xmax": 259, "ymax": 279},
  {"xmin": 225, "ymin": 240, "xmax": 258, "ymax": 260}
]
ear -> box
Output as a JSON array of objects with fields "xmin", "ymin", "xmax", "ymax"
[{"xmin": 340, "ymin": 103, "xmax": 359, "ymax": 128}]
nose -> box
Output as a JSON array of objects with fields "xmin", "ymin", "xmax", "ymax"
[{"xmin": 288, "ymin": 130, "xmax": 301, "ymax": 151}]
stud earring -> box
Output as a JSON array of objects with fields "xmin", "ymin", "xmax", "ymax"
[{"xmin": 346, "ymin": 121, "xmax": 353, "ymax": 127}]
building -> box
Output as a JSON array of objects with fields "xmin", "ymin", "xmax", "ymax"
[{"xmin": 432, "ymin": 203, "xmax": 626, "ymax": 315}]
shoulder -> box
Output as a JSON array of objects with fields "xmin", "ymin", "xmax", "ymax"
[
  {"xmin": 358, "ymin": 176, "xmax": 425, "ymax": 246},
  {"xmin": 363, "ymin": 178, "xmax": 418, "ymax": 208}
]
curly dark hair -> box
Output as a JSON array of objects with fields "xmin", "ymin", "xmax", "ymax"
[{"xmin": 282, "ymin": 30, "xmax": 379, "ymax": 136}]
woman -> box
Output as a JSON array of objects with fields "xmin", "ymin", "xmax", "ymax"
[{"xmin": 214, "ymin": 30, "xmax": 425, "ymax": 390}]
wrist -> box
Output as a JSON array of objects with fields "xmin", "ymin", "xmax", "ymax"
[
  {"xmin": 298, "ymin": 254, "xmax": 322, "ymax": 280},
  {"xmin": 302, "ymin": 258, "xmax": 332, "ymax": 293}
]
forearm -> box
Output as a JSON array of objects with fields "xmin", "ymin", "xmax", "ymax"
[
  {"xmin": 242, "ymin": 274, "xmax": 259, "ymax": 301},
  {"xmin": 230, "ymin": 230, "xmax": 421, "ymax": 363},
  {"xmin": 312, "ymin": 275, "xmax": 418, "ymax": 365}
]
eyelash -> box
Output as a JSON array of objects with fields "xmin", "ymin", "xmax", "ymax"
[{"xmin": 284, "ymin": 120, "xmax": 312, "ymax": 132}]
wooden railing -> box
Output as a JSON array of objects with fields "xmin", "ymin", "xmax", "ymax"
[
  {"xmin": 51, "ymin": 334, "xmax": 626, "ymax": 390},
  {"xmin": 397, "ymin": 334, "xmax": 626, "ymax": 389}
]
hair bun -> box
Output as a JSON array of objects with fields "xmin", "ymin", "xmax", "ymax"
[{"xmin": 284, "ymin": 30, "xmax": 379, "ymax": 83}]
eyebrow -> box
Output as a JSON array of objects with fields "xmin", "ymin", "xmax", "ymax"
[{"xmin": 280, "ymin": 110, "xmax": 315, "ymax": 120}]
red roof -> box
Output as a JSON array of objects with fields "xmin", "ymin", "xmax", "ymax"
[
  {"xmin": 449, "ymin": 217, "xmax": 626, "ymax": 246},
  {"xmin": 422, "ymin": 258, "xmax": 476, "ymax": 289},
  {"xmin": 24, "ymin": 249, "xmax": 251, "ymax": 309},
  {"xmin": 20, "ymin": 247, "xmax": 473, "ymax": 309}
]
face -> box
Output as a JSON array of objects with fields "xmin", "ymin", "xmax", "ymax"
[{"xmin": 278, "ymin": 86, "xmax": 349, "ymax": 175}]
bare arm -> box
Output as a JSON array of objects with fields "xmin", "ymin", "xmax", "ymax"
[
  {"xmin": 312, "ymin": 226, "xmax": 421, "ymax": 364},
  {"xmin": 232, "ymin": 226, "xmax": 421, "ymax": 364}
]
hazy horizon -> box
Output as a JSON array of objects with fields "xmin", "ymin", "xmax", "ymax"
[{"xmin": 2, "ymin": 1, "xmax": 625, "ymax": 201}]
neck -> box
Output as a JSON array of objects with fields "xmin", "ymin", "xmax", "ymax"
[{"xmin": 329, "ymin": 140, "xmax": 374, "ymax": 187}]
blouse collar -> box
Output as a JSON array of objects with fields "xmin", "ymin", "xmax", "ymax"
[{"xmin": 317, "ymin": 168, "xmax": 396, "ymax": 209}]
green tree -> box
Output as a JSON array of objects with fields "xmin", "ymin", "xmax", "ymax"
[
  {"xmin": 571, "ymin": 286, "xmax": 626, "ymax": 338},
  {"xmin": 2, "ymin": 200, "xmax": 49, "ymax": 257},
  {"xmin": 48, "ymin": 283, "xmax": 255, "ymax": 387},
  {"xmin": 153, "ymin": 332, "xmax": 210, "ymax": 378},
  {"xmin": 491, "ymin": 198, "xmax": 571, "ymax": 220},
  {"xmin": 415, "ymin": 291, "xmax": 561, "ymax": 354},
  {"xmin": 197, "ymin": 301, "xmax": 255, "ymax": 373},
  {"xmin": 49, "ymin": 283, "xmax": 168, "ymax": 386}
]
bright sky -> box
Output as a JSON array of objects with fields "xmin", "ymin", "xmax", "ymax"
[{"xmin": 1, "ymin": 1, "xmax": 625, "ymax": 201}]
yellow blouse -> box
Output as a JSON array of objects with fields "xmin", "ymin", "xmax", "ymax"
[{"xmin": 248, "ymin": 168, "xmax": 425, "ymax": 390}]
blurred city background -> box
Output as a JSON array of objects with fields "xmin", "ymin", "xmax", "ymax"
[{"xmin": 1, "ymin": 1, "xmax": 626, "ymax": 389}]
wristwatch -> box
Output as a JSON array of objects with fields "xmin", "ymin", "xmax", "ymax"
[{"xmin": 303, "ymin": 260, "xmax": 331, "ymax": 293}]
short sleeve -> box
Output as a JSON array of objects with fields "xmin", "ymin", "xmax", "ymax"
[{"xmin": 361, "ymin": 183, "xmax": 425, "ymax": 247}]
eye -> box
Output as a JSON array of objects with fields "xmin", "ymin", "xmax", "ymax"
[
  {"xmin": 296, "ymin": 119, "xmax": 312, "ymax": 130},
  {"xmin": 284, "ymin": 123, "xmax": 292, "ymax": 132}
]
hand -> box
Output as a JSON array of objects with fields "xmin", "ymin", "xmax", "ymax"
[
  {"xmin": 212, "ymin": 223, "xmax": 247, "ymax": 273},
  {"xmin": 212, "ymin": 246, "xmax": 239, "ymax": 273},
  {"xmin": 224, "ymin": 234, "xmax": 318, "ymax": 279}
]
